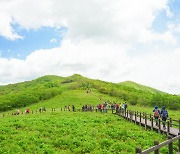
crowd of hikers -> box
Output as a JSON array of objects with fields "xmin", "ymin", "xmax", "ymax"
[
  {"xmin": 81, "ymin": 101, "xmax": 128, "ymax": 112},
  {"xmin": 153, "ymin": 106, "xmax": 168, "ymax": 129},
  {"xmin": 12, "ymin": 96, "xmax": 169, "ymax": 131},
  {"xmin": 13, "ymin": 107, "xmax": 46, "ymax": 115},
  {"xmin": 64, "ymin": 105, "xmax": 75, "ymax": 111}
]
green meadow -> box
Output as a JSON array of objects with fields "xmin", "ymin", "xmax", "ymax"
[
  {"xmin": 0, "ymin": 75, "xmax": 180, "ymax": 153},
  {"xmin": 1, "ymin": 111, "xmax": 169, "ymax": 154}
]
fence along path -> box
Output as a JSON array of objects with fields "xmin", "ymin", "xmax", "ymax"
[
  {"xmin": 112, "ymin": 108, "xmax": 180, "ymax": 153},
  {"xmin": 114, "ymin": 109, "xmax": 179, "ymax": 136}
]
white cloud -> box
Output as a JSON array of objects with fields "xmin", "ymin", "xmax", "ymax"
[
  {"xmin": 168, "ymin": 23, "xmax": 180, "ymax": 33},
  {"xmin": 0, "ymin": 0, "xmax": 173, "ymax": 44},
  {"xmin": 1, "ymin": 0, "xmax": 180, "ymax": 94},
  {"xmin": 50, "ymin": 38, "xmax": 57, "ymax": 43},
  {"xmin": 0, "ymin": 39, "xmax": 180, "ymax": 94},
  {"xmin": 0, "ymin": 40, "xmax": 130, "ymax": 83},
  {"xmin": 126, "ymin": 48, "xmax": 180, "ymax": 94}
]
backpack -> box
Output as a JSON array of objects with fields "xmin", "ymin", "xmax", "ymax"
[
  {"xmin": 124, "ymin": 104, "xmax": 127, "ymax": 109},
  {"xmin": 162, "ymin": 110, "xmax": 168, "ymax": 118},
  {"xmin": 154, "ymin": 109, "xmax": 159, "ymax": 117}
]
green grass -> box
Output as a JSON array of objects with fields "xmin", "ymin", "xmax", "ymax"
[{"xmin": 0, "ymin": 111, "xmax": 168, "ymax": 154}]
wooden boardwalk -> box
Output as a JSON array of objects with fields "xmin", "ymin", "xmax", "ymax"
[{"xmin": 114, "ymin": 109, "xmax": 179, "ymax": 136}]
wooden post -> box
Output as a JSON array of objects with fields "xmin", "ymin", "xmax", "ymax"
[
  {"xmin": 169, "ymin": 118, "xmax": 172, "ymax": 127},
  {"xmin": 127, "ymin": 110, "xmax": 129, "ymax": 120},
  {"xmin": 131, "ymin": 111, "xmax": 133, "ymax": 122},
  {"xmin": 158, "ymin": 119, "xmax": 161, "ymax": 133},
  {"xmin": 168, "ymin": 136, "xmax": 173, "ymax": 154},
  {"xmin": 167, "ymin": 121, "xmax": 170, "ymax": 135},
  {"xmin": 154, "ymin": 141, "xmax": 159, "ymax": 154},
  {"xmin": 178, "ymin": 132, "xmax": 180, "ymax": 152},
  {"xmin": 179, "ymin": 120, "xmax": 180, "ymax": 133},
  {"xmin": 145, "ymin": 114, "xmax": 147, "ymax": 130},
  {"xmin": 151, "ymin": 117, "xmax": 153, "ymax": 130},
  {"xmin": 135, "ymin": 147, "xmax": 142, "ymax": 154},
  {"xmin": 143, "ymin": 112, "xmax": 144, "ymax": 119}
]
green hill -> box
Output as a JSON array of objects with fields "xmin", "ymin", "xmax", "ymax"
[
  {"xmin": 0, "ymin": 74, "xmax": 180, "ymax": 112},
  {"xmin": 120, "ymin": 81, "xmax": 165, "ymax": 94},
  {"xmin": 0, "ymin": 75, "xmax": 179, "ymax": 153}
]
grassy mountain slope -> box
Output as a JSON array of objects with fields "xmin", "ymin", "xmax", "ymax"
[
  {"xmin": 120, "ymin": 81, "xmax": 165, "ymax": 94},
  {"xmin": 0, "ymin": 74, "xmax": 180, "ymax": 112}
]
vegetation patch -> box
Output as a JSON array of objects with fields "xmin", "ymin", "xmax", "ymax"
[{"xmin": 0, "ymin": 112, "xmax": 168, "ymax": 154}]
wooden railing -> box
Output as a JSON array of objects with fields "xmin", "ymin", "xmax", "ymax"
[
  {"xmin": 136, "ymin": 135, "xmax": 180, "ymax": 154},
  {"xmin": 114, "ymin": 108, "xmax": 180, "ymax": 136},
  {"xmin": 113, "ymin": 108, "xmax": 180, "ymax": 153}
]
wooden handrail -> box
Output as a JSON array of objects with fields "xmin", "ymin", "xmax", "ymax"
[{"xmin": 136, "ymin": 134, "xmax": 180, "ymax": 154}]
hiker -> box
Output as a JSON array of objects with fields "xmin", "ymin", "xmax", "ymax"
[
  {"xmin": 68, "ymin": 105, "xmax": 71, "ymax": 111},
  {"xmin": 14, "ymin": 109, "xmax": 20, "ymax": 115},
  {"xmin": 82, "ymin": 105, "xmax": 85, "ymax": 111},
  {"xmin": 42, "ymin": 106, "xmax": 46, "ymax": 111},
  {"xmin": 122, "ymin": 103, "xmax": 124, "ymax": 110},
  {"xmin": 72, "ymin": 105, "xmax": 75, "ymax": 112},
  {"xmin": 153, "ymin": 106, "xmax": 160, "ymax": 126},
  {"xmin": 104, "ymin": 102, "xmax": 107, "ymax": 113},
  {"xmin": 124, "ymin": 102, "xmax": 128, "ymax": 111},
  {"xmin": 111, "ymin": 103, "xmax": 115, "ymax": 110},
  {"xmin": 98, "ymin": 104, "xmax": 102, "ymax": 110},
  {"xmin": 25, "ymin": 109, "xmax": 30, "ymax": 114},
  {"xmin": 161, "ymin": 106, "xmax": 168, "ymax": 129}
]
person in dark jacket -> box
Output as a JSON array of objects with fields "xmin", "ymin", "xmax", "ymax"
[{"xmin": 161, "ymin": 106, "xmax": 168, "ymax": 129}]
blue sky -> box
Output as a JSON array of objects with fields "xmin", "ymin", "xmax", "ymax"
[
  {"xmin": 0, "ymin": 0, "xmax": 179, "ymax": 59},
  {"xmin": 0, "ymin": 25, "xmax": 66, "ymax": 59},
  {"xmin": 0, "ymin": 0, "xmax": 180, "ymax": 94},
  {"xmin": 152, "ymin": 0, "xmax": 180, "ymax": 32}
]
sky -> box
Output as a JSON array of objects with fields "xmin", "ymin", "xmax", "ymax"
[{"xmin": 0, "ymin": 0, "xmax": 180, "ymax": 94}]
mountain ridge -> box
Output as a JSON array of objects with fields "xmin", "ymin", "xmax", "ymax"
[{"xmin": 0, "ymin": 74, "xmax": 180, "ymax": 112}]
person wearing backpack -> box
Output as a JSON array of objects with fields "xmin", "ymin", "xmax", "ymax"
[
  {"xmin": 161, "ymin": 106, "xmax": 168, "ymax": 129},
  {"xmin": 124, "ymin": 102, "xmax": 128, "ymax": 111},
  {"xmin": 153, "ymin": 106, "xmax": 160, "ymax": 126}
]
